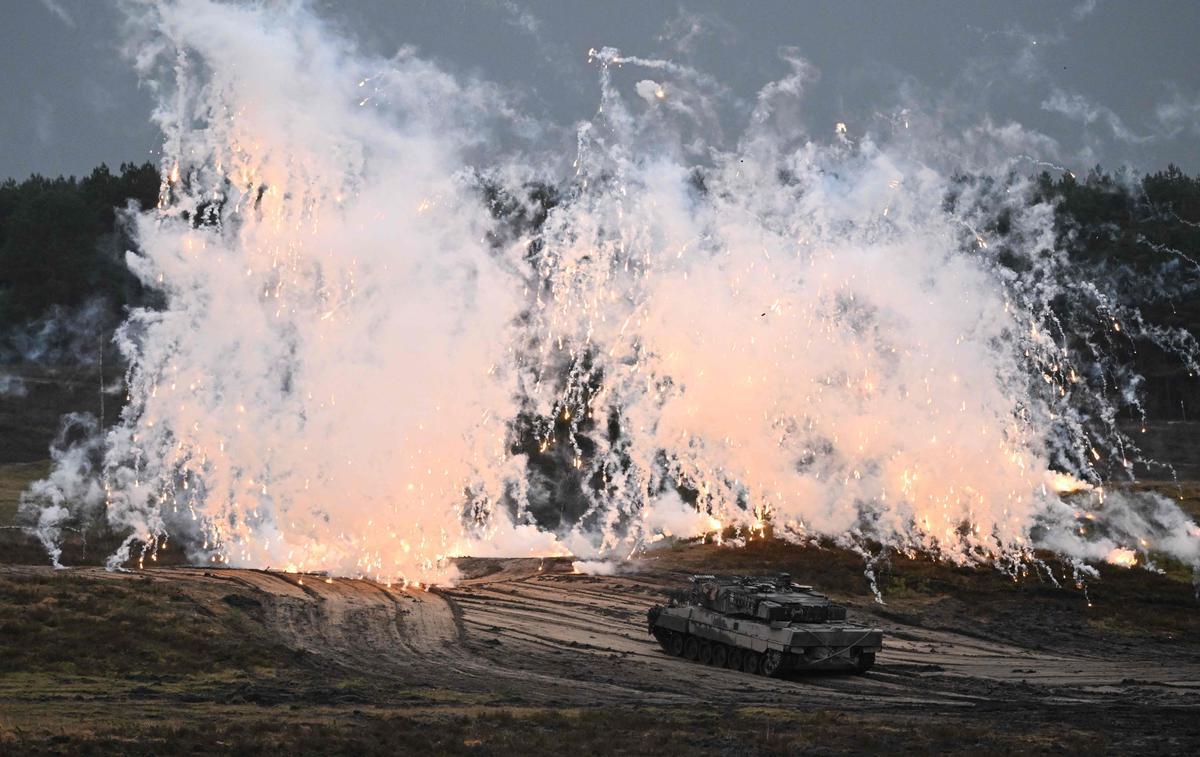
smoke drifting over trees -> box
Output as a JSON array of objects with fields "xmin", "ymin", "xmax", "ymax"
[
  {"xmin": 2, "ymin": 1, "xmax": 1198, "ymax": 585},
  {"xmin": 0, "ymin": 163, "xmax": 159, "ymax": 327},
  {"xmin": 4, "ymin": 164, "xmax": 1197, "ymax": 414}
]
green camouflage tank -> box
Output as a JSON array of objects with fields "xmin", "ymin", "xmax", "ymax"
[{"xmin": 647, "ymin": 573, "xmax": 882, "ymax": 676}]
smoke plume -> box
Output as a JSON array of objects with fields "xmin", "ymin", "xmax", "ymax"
[{"xmin": 22, "ymin": 0, "xmax": 1200, "ymax": 585}]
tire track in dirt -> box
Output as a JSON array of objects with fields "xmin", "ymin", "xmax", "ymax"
[{"xmin": 7, "ymin": 560, "xmax": 1198, "ymax": 713}]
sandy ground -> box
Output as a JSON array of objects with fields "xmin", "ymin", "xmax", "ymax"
[
  {"xmin": 2, "ymin": 533, "xmax": 1199, "ymax": 755},
  {"xmin": 3, "ymin": 557, "xmax": 1196, "ymax": 727}
]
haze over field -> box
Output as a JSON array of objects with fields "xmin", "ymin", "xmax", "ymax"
[{"xmin": 10, "ymin": 0, "xmax": 1200, "ymax": 586}]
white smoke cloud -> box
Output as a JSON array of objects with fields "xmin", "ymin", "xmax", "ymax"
[
  {"xmin": 1042, "ymin": 87, "xmax": 1151, "ymax": 145},
  {"xmin": 495, "ymin": 0, "xmax": 541, "ymax": 36},
  {"xmin": 20, "ymin": 413, "xmax": 108, "ymax": 566},
  {"xmin": 38, "ymin": 0, "xmax": 75, "ymax": 28},
  {"xmin": 1155, "ymin": 89, "xmax": 1200, "ymax": 139},
  {"xmin": 636, "ymin": 80, "xmax": 664, "ymax": 104},
  {"xmin": 1071, "ymin": 0, "xmax": 1099, "ymax": 22},
  {"xmin": 31, "ymin": 93, "xmax": 55, "ymax": 147},
  {"xmin": 656, "ymin": 8, "xmax": 735, "ymax": 57},
  {"xmin": 0, "ymin": 373, "xmax": 28, "ymax": 398},
  {"xmin": 517, "ymin": 45, "xmax": 1200, "ymax": 570},
  {"xmin": 572, "ymin": 559, "xmax": 620, "ymax": 576},
  {"xmin": 22, "ymin": 0, "xmax": 1200, "ymax": 586},
  {"xmin": 23, "ymin": 0, "xmax": 539, "ymax": 583},
  {"xmin": 643, "ymin": 490, "xmax": 718, "ymax": 541}
]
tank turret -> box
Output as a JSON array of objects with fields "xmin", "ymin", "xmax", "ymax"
[{"xmin": 682, "ymin": 573, "xmax": 849, "ymax": 623}]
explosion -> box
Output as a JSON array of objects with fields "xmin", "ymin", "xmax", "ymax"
[{"xmin": 22, "ymin": 0, "xmax": 1200, "ymax": 586}]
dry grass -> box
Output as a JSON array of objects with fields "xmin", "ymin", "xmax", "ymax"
[
  {"xmin": 650, "ymin": 535, "xmax": 1200, "ymax": 643},
  {"xmin": 1123, "ymin": 479, "xmax": 1200, "ymax": 521},
  {"xmin": 0, "ymin": 701, "xmax": 1123, "ymax": 756},
  {"xmin": 0, "ymin": 554, "xmax": 1196, "ymax": 755},
  {"xmin": 0, "ymin": 461, "xmax": 47, "ymax": 526},
  {"xmin": 0, "ymin": 571, "xmax": 302, "ymax": 679}
]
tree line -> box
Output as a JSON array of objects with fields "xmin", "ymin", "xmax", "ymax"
[
  {"xmin": 1034, "ymin": 166, "xmax": 1200, "ymax": 420},
  {"xmin": 1, "ymin": 162, "xmax": 1197, "ymax": 400},
  {"xmin": 0, "ymin": 162, "xmax": 159, "ymax": 330}
]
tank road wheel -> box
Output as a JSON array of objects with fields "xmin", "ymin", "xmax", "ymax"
[
  {"xmin": 742, "ymin": 651, "xmax": 761, "ymax": 675},
  {"xmin": 653, "ymin": 630, "xmax": 673, "ymax": 654},
  {"xmin": 667, "ymin": 632, "xmax": 685, "ymax": 657},
  {"xmin": 711, "ymin": 644, "xmax": 728, "ymax": 668},
  {"xmin": 698, "ymin": 642, "xmax": 714, "ymax": 665},
  {"xmin": 684, "ymin": 637, "xmax": 701, "ymax": 661},
  {"xmin": 854, "ymin": 652, "xmax": 876, "ymax": 674},
  {"xmin": 761, "ymin": 650, "xmax": 785, "ymax": 677},
  {"xmin": 725, "ymin": 648, "xmax": 743, "ymax": 671}
]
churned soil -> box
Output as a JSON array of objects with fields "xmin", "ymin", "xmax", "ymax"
[{"xmin": 1, "ymin": 538, "xmax": 1198, "ymax": 755}]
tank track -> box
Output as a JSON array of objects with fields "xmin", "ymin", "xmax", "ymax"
[{"xmin": 649, "ymin": 627, "xmax": 875, "ymax": 676}]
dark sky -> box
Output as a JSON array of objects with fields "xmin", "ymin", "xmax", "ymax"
[{"xmin": 4, "ymin": 0, "xmax": 1199, "ymax": 181}]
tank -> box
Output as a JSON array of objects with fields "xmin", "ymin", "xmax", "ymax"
[{"xmin": 647, "ymin": 573, "xmax": 882, "ymax": 676}]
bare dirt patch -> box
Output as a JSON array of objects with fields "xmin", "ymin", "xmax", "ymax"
[{"xmin": 1, "ymin": 542, "xmax": 1197, "ymax": 754}]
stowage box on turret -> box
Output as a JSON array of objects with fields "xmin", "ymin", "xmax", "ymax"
[{"xmin": 647, "ymin": 573, "xmax": 882, "ymax": 676}]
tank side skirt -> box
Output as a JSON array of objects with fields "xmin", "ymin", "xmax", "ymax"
[
  {"xmin": 654, "ymin": 613, "xmax": 689, "ymax": 634},
  {"xmin": 651, "ymin": 608, "xmax": 882, "ymax": 666},
  {"xmin": 789, "ymin": 627, "xmax": 883, "ymax": 651}
]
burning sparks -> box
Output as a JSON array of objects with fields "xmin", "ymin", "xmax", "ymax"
[
  {"xmin": 1104, "ymin": 548, "xmax": 1137, "ymax": 568},
  {"xmin": 20, "ymin": 2, "xmax": 1200, "ymax": 589},
  {"xmin": 1049, "ymin": 473, "xmax": 1093, "ymax": 495}
]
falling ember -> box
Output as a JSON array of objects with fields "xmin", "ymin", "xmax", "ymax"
[
  {"xmin": 1104, "ymin": 548, "xmax": 1138, "ymax": 568},
  {"xmin": 1049, "ymin": 473, "xmax": 1093, "ymax": 495}
]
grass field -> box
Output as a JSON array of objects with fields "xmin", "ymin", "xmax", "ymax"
[
  {"xmin": 3, "ymin": 558, "xmax": 1194, "ymax": 756},
  {"xmin": 0, "ymin": 701, "xmax": 1115, "ymax": 756},
  {"xmin": 0, "ymin": 461, "xmax": 47, "ymax": 526},
  {"xmin": 1, "ymin": 422, "xmax": 1197, "ymax": 754},
  {"xmin": 0, "ymin": 571, "xmax": 302, "ymax": 679}
]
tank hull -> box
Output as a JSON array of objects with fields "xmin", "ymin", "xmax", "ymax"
[{"xmin": 649, "ymin": 604, "xmax": 882, "ymax": 674}]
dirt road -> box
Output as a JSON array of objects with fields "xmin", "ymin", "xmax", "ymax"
[{"xmin": 6, "ymin": 556, "xmax": 1194, "ymax": 716}]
